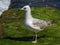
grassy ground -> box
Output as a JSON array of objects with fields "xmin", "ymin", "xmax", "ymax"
[{"xmin": 0, "ymin": 7, "xmax": 60, "ymax": 45}]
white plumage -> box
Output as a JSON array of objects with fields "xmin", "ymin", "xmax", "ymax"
[{"xmin": 21, "ymin": 5, "xmax": 54, "ymax": 43}]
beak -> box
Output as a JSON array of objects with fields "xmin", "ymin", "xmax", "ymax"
[{"xmin": 21, "ymin": 8, "xmax": 24, "ymax": 10}]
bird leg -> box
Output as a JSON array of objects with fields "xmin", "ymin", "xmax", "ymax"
[{"xmin": 32, "ymin": 33, "xmax": 37, "ymax": 43}]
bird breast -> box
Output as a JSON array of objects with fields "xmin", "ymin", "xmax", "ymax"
[{"xmin": 25, "ymin": 19, "xmax": 32, "ymax": 26}]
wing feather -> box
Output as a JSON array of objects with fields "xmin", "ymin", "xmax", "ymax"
[{"xmin": 33, "ymin": 18, "xmax": 47, "ymax": 29}]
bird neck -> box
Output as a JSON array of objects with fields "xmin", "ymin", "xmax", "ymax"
[{"xmin": 25, "ymin": 9, "xmax": 33, "ymax": 20}]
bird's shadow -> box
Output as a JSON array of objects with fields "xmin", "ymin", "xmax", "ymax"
[{"xmin": 3, "ymin": 35, "xmax": 46, "ymax": 42}]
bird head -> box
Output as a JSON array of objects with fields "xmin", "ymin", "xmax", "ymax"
[{"xmin": 21, "ymin": 5, "xmax": 31, "ymax": 11}]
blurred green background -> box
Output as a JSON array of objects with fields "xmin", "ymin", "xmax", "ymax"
[{"xmin": 0, "ymin": 7, "xmax": 60, "ymax": 45}]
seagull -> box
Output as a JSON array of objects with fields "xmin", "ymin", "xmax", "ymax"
[{"xmin": 21, "ymin": 5, "xmax": 54, "ymax": 43}]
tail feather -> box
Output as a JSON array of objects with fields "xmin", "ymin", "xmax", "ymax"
[{"xmin": 47, "ymin": 20, "xmax": 55, "ymax": 26}]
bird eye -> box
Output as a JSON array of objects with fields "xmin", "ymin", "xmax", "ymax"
[{"xmin": 24, "ymin": 8, "xmax": 26, "ymax": 9}]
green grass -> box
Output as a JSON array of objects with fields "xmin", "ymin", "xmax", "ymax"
[{"xmin": 0, "ymin": 7, "xmax": 60, "ymax": 45}]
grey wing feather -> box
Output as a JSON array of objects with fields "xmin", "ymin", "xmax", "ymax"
[{"xmin": 33, "ymin": 18, "xmax": 48, "ymax": 29}]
